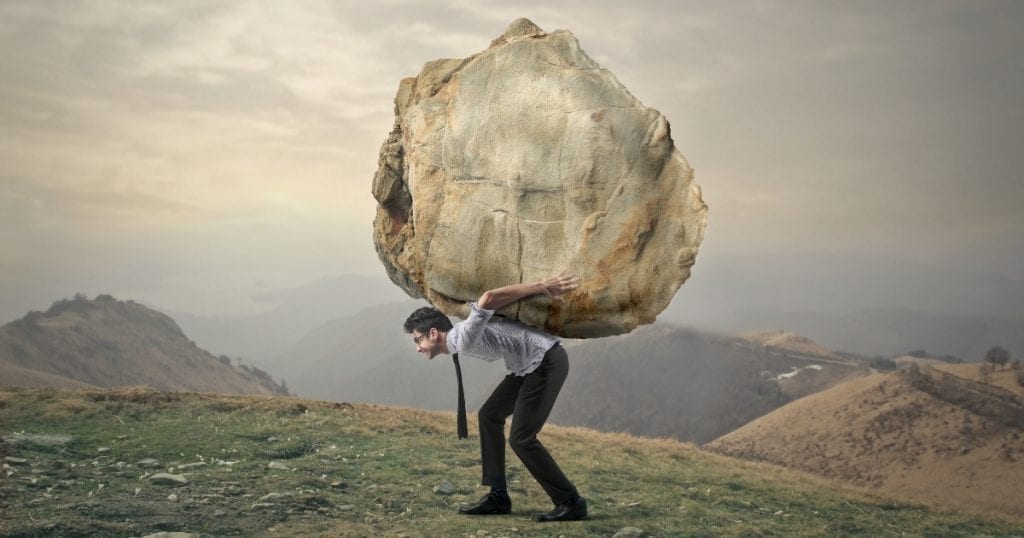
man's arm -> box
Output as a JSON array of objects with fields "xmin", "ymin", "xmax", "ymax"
[{"xmin": 477, "ymin": 272, "xmax": 579, "ymax": 311}]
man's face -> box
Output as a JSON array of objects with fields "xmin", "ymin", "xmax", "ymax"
[{"xmin": 411, "ymin": 328, "xmax": 443, "ymax": 359}]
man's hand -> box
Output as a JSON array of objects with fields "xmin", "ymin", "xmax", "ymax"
[
  {"xmin": 540, "ymin": 271, "xmax": 580, "ymax": 303},
  {"xmin": 477, "ymin": 271, "xmax": 581, "ymax": 311}
]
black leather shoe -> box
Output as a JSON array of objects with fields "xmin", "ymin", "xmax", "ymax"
[
  {"xmin": 533, "ymin": 495, "xmax": 587, "ymax": 522},
  {"xmin": 458, "ymin": 492, "xmax": 512, "ymax": 515}
]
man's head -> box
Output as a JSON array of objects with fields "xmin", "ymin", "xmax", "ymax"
[{"xmin": 404, "ymin": 307, "xmax": 453, "ymax": 359}]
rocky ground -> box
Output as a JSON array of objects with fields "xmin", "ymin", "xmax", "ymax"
[{"xmin": 2, "ymin": 429, "xmax": 361, "ymax": 536}]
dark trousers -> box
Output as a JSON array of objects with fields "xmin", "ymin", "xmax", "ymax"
[{"xmin": 478, "ymin": 344, "xmax": 576, "ymax": 505}]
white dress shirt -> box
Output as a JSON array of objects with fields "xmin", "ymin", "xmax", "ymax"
[{"xmin": 447, "ymin": 302, "xmax": 560, "ymax": 376}]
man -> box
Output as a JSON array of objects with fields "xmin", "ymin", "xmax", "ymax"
[{"xmin": 403, "ymin": 272, "xmax": 587, "ymax": 522}]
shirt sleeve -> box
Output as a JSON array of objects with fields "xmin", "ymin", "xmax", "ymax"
[{"xmin": 457, "ymin": 302, "xmax": 494, "ymax": 349}]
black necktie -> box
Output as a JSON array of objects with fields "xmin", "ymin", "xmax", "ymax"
[{"xmin": 452, "ymin": 353, "xmax": 468, "ymax": 439}]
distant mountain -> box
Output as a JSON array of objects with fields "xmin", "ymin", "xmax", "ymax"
[
  {"xmin": 706, "ymin": 363, "xmax": 1024, "ymax": 517},
  {"xmin": 724, "ymin": 306, "xmax": 1024, "ymax": 360},
  {"xmin": 0, "ymin": 294, "xmax": 287, "ymax": 395},
  {"xmin": 266, "ymin": 300, "xmax": 870, "ymax": 444},
  {"xmin": 550, "ymin": 325, "xmax": 869, "ymax": 444},
  {"xmin": 167, "ymin": 274, "xmax": 410, "ymax": 360}
]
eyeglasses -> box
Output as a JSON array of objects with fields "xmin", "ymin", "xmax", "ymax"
[{"xmin": 413, "ymin": 333, "xmax": 427, "ymax": 345}]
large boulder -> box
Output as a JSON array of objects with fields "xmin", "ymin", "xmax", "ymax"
[{"xmin": 372, "ymin": 18, "xmax": 707, "ymax": 338}]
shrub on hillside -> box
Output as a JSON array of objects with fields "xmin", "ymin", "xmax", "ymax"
[
  {"xmin": 870, "ymin": 357, "xmax": 898, "ymax": 371},
  {"xmin": 980, "ymin": 362, "xmax": 995, "ymax": 384},
  {"xmin": 22, "ymin": 310, "xmax": 43, "ymax": 323}
]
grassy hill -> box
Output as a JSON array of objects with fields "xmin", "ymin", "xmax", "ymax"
[
  {"xmin": 0, "ymin": 295, "xmax": 287, "ymax": 395},
  {"xmin": 706, "ymin": 364, "xmax": 1024, "ymax": 519},
  {"xmin": 2, "ymin": 388, "xmax": 1021, "ymax": 537}
]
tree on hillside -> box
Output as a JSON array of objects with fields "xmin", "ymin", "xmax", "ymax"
[{"xmin": 984, "ymin": 346, "xmax": 1011, "ymax": 370}]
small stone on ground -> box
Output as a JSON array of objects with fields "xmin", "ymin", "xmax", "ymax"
[{"xmin": 148, "ymin": 473, "xmax": 188, "ymax": 485}]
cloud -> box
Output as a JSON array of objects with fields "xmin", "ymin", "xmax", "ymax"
[
  {"xmin": 1, "ymin": 0, "xmax": 1022, "ymax": 320},
  {"xmin": 0, "ymin": 175, "xmax": 201, "ymax": 227}
]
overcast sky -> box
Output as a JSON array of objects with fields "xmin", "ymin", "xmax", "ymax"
[{"xmin": 1, "ymin": 0, "xmax": 1022, "ymax": 321}]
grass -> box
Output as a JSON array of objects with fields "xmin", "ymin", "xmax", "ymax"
[{"xmin": 1, "ymin": 388, "xmax": 1022, "ymax": 537}]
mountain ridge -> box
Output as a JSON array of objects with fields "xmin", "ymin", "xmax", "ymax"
[{"xmin": 0, "ymin": 294, "xmax": 287, "ymax": 395}]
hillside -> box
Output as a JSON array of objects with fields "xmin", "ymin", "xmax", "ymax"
[
  {"xmin": 0, "ymin": 361, "xmax": 96, "ymax": 389},
  {"xmin": 1, "ymin": 388, "xmax": 1021, "ymax": 536},
  {"xmin": 551, "ymin": 325, "xmax": 868, "ymax": 444},
  {"xmin": 0, "ymin": 295, "xmax": 287, "ymax": 395},
  {"xmin": 706, "ymin": 364, "xmax": 1024, "ymax": 518}
]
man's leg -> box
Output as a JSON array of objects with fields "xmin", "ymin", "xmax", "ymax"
[
  {"xmin": 478, "ymin": 374, "xmax": 522, "ymax": 489},
  {"xmin": 508, "ymin": 345, "xmax": 577, "ymax": 504}
]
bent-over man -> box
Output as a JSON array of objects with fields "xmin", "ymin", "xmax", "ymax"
[{"xmin": 403, "ymin": 272, "xmax": 587, "ymax": 522}]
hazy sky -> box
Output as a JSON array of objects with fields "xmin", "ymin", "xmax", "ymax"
[{"xmin": 1, "ymin": 0, "xmax": 1022, "ymax": 321}]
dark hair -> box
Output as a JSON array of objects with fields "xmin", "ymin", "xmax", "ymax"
[{"xmin": 404, "ymin": 306, "xmax": 453, "ymax": 334}]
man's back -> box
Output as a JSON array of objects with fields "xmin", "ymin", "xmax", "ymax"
[{"xmin": 447, "ymin": 304, "xmax": 559, "ymax": 376}]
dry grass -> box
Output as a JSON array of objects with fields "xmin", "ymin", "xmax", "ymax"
[
  {"xmin": 42, "ymin": 398, "xmax": 96, "ymax": 418},
  {"xmin": 934, "ymin": 362, "xmax": 1024, "ymax": 397},
  {"xmin": 709, "ymin": 369, "xmax": 1024, "ymax": 520}
]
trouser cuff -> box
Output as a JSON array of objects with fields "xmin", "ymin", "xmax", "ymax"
[{"xmin": 482, "ymin": 476, "xmax": 507, "ymax": 490}]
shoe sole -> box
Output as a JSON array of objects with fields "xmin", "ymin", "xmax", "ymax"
[
  {"xmin": 533, "ymin": 512, "xmax": 587, "ymax": 522},
  {"xmin": 458, "ymin": 507, "xmax": 512, "ymax": 515}
]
